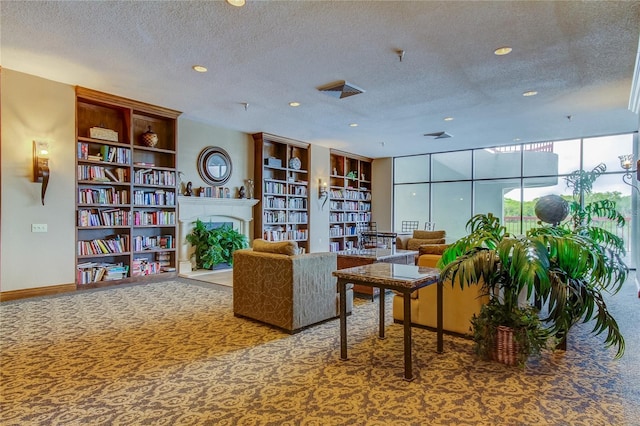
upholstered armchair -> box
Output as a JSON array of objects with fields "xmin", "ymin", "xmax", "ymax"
[
  {"xmin": 233, "ymin": 240, "xmax": 353, "ymax": 333},
  {"xmin": 392, "ymin": 252, "xmax": 488, "ymax": 336}
]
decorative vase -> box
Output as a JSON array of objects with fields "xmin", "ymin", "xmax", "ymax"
[
  {"xmin": 141, "ymin": 126, "xmax": 158, "ymax": 147},
  {"xmin": 289, "ymin": 156, "xmax": 301, "ymax": 170}
]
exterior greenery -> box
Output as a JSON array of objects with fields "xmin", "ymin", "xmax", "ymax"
[
  {"xmin": 438, "ymin": 211, "xmax": 627, "ymax": 362},
  {"xmin": 185, "ymin": 220, "xmax": 248, "ymax": 269}
]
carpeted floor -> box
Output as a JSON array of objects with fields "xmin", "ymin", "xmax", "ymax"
[{"xmin": 1, "ymin": 277, "xmax": 638, "ymax": 425}]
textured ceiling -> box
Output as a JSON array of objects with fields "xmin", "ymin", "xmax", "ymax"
[{"xmin": 1, "ymin": 1, "xmax": 639, "ymax": 158}]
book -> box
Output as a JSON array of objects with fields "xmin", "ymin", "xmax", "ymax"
[{"xmin": 105, "ymin": 169, "xmax": 119, "ymax": 182}]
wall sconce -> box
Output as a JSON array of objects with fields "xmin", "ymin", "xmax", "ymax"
[
  {"xmin": 33, "ymin": 140, "xmax": 50, "ymax": 205},
  {"xmin": 618, "ymin": 154, "xmax": 639, "ymax": 193},
  {"xmin": 318, "ymin": 179, "xmax": 329, "ymax": 209}
]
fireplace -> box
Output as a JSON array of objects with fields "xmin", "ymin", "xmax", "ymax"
[{"xmin": 177, "ymin": 195, "xmax": 259, "ymax": 275}]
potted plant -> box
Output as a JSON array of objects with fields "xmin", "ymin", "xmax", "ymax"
[
  {"xmin": 438, "ymin": 212, "xmax": 627, "ymax": 366},
  {"xmin": 185, "ymin": 219, "xmax": 248, "ymax": 269}
]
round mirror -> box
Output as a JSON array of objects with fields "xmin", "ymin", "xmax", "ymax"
[{"xmin": 197, "ymin": 146, "xmax": 232, "ymax": 186}]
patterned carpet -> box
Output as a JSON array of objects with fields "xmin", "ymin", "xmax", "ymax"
[{"xmin": 0, "ymin": 278, "xmax": 636, "ymax": 425}]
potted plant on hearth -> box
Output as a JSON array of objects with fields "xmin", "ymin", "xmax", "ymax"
[
  {"xmin": 186, "ymin": 219, "xmax": 248, "ymax": 269},
  {"xmin": 438, "ymin": 212, "xmax": 627, "ymax": 366}
]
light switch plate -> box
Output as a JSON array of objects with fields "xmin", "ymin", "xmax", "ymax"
[{"xmin": 31, "ymin": 224, "xmax": 47, "ymax": 233}]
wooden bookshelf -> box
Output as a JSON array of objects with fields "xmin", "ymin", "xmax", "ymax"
[
  {"xmin": 328, "ymin": 150, "xmax": 372, "ymax": 252},
  {"xmin": 252, "ymin": 133, "xmax": 310, "ymax": 252},
  {"xmin": 75, "ymin": 87, "xmax": 181, "ymax": 288}
]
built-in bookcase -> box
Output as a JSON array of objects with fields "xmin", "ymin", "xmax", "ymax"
[
  {"xmin": 253, "ymin": 133, "xmax": 310, "ymax": 252},
  {"xmin": 75, "ymin": 87, "xmax": 180, "ymax": 288},
  {"xmin": 328, "ymin": 150, "xmax": 372, "ymax": 252}
]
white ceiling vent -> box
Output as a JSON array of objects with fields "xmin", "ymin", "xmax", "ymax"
[
  {"xmin": 424, "ymin": 131, "xmax": 453, "ymax": 139},
  {"xmin": 318, "ymin": 81, "xmax": 365, "ymax": 99}
]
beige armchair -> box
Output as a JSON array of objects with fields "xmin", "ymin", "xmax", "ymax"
[
  {"xmin": 393, "ymin": 252, "xmax": 488, "ymax": 336},
  {"xmin": 233, "ymin": 241, "xmax": 353, "ymax": 333}
]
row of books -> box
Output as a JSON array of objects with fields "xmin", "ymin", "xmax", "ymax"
[
  {"xmin": 263, "ymin": 211, "xmax": 308, "ymax": 224},
  {"xmin": 133, "ymin": 210, "xmax": 175, "ymax": 226},
  {"xmin": 76, "ymin": 262, "xmax": 130, "ymax": 284},
  {"xmin": 78, "ymin": 188, "xmax": 129, "ymax": 205},
  {"xmin": 132, "ymin": 235, "xmax": 174, "ymax": 251},
  {"xmin": 78, "ymin": 208, "xmax": 130, "ymax": 227},
  {"xmin": 77, "ymin": 234, "xmax": 130, "ymax": 256},
  {"xmin": 77, "ymin": 165, "xmax": 129, "ymax": 183},
  {"xmin": 330, "ymin": 189, "xmax": 372, "ymax": 201},
  {"xmin": 262, "ymin": 228, "xmax": 308, "ymax": 241},
  {"xmin": 77, "ymin": 142, "xmax": 131, "ymax": 164},
  {"xmin": 133, "ymin": 190, "xmax": 175, "ymax": 206},
  {"xmin": 133, "ymin": 169, "xmax": 176, "ymax": 186},
  {"xmin": 132, "ymin": 258, "xmax": 164, "ymax": 277}
]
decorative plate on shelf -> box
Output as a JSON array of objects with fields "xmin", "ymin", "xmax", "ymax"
[{"xmin": 289, "ymin": 157, "xmax": 302, "ymax": 170}]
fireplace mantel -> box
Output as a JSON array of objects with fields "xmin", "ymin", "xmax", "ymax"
[{"xmin": 177, "ymin": 195, "xmax": 259, "ymax": 274}]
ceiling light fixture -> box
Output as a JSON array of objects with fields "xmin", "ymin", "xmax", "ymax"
[
  {"xmin": 522, "ymin": 90, "xmax": 538, "ymax": 97},
  {"xmin": 226, "ymin": 0, "xmax": 246, "ymax": 6},
  {"xmin": 289, "ymin": 102, "xmax": 300, "ymax": 107},
  {"xmin": 192, "ymin": 65, "xmax": 207, "ymax": 73},
  {"xmin": 443, "ymin": 117, "xmax": 454, "ymax": 121},
  {"xmin": 494, "ymin": 46, "xmax": 512, "ymax": 56},
  {"xmin": 349, "ymin": 123, "xmax": 358, "ymax": 127}
]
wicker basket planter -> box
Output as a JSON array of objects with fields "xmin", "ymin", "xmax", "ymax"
[{"xmin": 492, "ymin": 325, "xmax": 521, "ymax": 366}]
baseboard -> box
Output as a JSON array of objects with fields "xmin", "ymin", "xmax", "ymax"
[{"xmin": 0, "ymin": 283, "xmax": 77, "ymax": 302}]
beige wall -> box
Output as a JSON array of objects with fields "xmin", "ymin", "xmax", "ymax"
[
  {"xmin": 1, "ymin": 70, "xmax": 77, "ymax": 291},
  {"xmin": 371, "ymin": 157, "xmax": 393, "ymax": 231},
  {"xmin": 308, "ymin": 145, "xmax": 330, "ymax": 253},
  {"xmin": 176, "ymin": 119, "xmax": 254, "ymax": 199}
]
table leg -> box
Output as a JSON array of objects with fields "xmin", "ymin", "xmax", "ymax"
[
  {"xmin": 378, "ymin": 286, "xmax": 385, "ymax": 339},
  {"xmin": 403, "ymin": 289, "xmax": 414, "ymax": 381},
  {"xmin": 339, "ymin": 279, "xmax": 348, "ymax": 360},
  {"xmin": 437, "ymin": 280, "xmax": 443, "ymax": 353}
]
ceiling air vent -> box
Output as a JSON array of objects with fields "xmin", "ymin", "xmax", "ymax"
[
  {"xmin": 424, "ymin": 131, "xmax": 453, "ymax": 139},
  {"xmin": 318, "ymin": 80, "xmax": 365, "ymax": 99}
]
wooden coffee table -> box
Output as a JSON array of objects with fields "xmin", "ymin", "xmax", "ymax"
[
  {"xmin": 336, "ymin": 248, "xmax": 418, "ymax": 298},
  {"xmin": 333, "ymin": 262, "xmax": 442, "ymax": 381}
]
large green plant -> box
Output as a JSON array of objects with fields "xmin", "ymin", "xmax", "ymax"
[
  {"xmin": 185, "ymin": 220, "xmax": 248, "ymax": 269},
  {"xmin": 438, "ymin": 213, "xmax": 627, "ymax": 360}
]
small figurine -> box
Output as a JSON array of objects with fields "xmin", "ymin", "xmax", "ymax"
[
  {"xmin": 225, "ymin": 187, "xmax": 230, "ymax": 198},
  {"xmin": 238, "ymin": 186, "xmax": 246, "ymax": 199},
  {"xmin": 185, "ymin": 181, "xmax": 193, "ymax": 196}
]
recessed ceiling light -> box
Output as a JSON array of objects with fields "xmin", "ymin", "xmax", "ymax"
[
  {"xmin": 349, "ymin": 123, "xmax": 358, "ymax": 127},
  {"xmin": 443, "ymin": 117, "xmax": 454, "ymax": 121},
  {"xmin": 192, "ymin": 65, "xmax": 207, "ymax": 73},
  {"xmin": 226, "ymin": 0, "xmax": 246, "ymax": 6},
  {"xmin": 522, "ymin": 90, "xmax": 538, "ymax": 97},
  {"xmin": 289, "ymin": 102, "xmax": 300, "ymax": 107},
  {"xmin": 513, "ymin": 138, "xmax": 521, "ymax": 142},
  {"xmin": 494, "ymin": 46, "xmax": 512, "ymax": 56}
]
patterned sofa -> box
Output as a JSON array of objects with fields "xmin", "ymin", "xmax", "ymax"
[
  {"xmin": 392, "ymin": 250, "xmax": 488, "ymax": 336},
  {"xmin": 233, "ymin": 240, "xmax": 353, "ymax": 333}
]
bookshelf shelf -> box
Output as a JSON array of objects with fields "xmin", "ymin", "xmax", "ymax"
[{"xmin": 75, "ymin": 87, "xmax": 180, "ymax": 287}]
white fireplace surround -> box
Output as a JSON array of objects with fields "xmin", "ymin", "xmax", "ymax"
[{"xmin": 177, "ymin": 195, "xmax": 259, "ymax": 274}]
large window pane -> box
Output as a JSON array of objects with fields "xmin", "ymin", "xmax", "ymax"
[
  {"xmin": 431, "ymin": 182, "xmax": 471, "ymax": 241},
  {"xmin": 583, "ymin": 134, "xmax": 634, "ymax": 174},
  {"xmin": 589, "ymin": 173, "xmax": 635, "ymax": 268},
  {"xmin": 394, "ymin": 155, "xmax": 430, "ymax": 183},
  {"xmin": 475, "ymin": 179, "xmax": 522, "ymax": 235},
  {"xmin": 393, "ymin": 183, "xmax": 430, "ymax": 232},
  {"xmin": 432, "ymin": 151, "xmax": 471, "ymax": 181},
  {"xmin": 474, "ymin": 148, "xmax": 521, "ymax": 179},
  {"xmin": 523, "ymin": 140, "xmax": 576, "ymax": 177}
]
